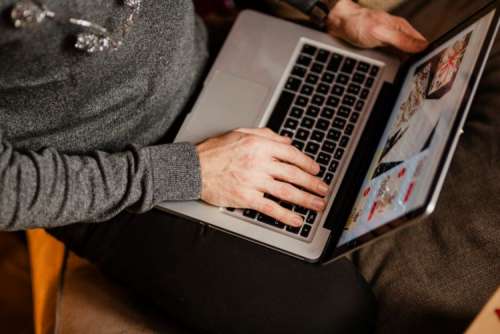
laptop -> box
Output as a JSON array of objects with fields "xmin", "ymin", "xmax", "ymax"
[{"xmin": 158, "ymin": 2, "xmax": 500, "ymax": 263}]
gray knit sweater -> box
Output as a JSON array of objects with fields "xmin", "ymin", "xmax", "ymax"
[
  {"xmin": 0, "ymin": 0, "xmax": 210, "ymax": 230},
  {"xmin": 0, "ymin": 0, "xmax": 317, "ymax": 231}
]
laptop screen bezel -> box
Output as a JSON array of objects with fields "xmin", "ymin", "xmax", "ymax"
[{"xmin": 320, "ymin": 1, "xmax": 500, "ymax": 263}]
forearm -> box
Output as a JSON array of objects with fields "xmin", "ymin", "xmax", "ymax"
[{"xmin": 0, "ymin": 131, "xmax": 201, "ymax": 231}]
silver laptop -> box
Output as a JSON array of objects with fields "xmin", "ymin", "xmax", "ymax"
[{"xmin": 158, "ymin": 3, "xmax": 499, "ymax": 263}]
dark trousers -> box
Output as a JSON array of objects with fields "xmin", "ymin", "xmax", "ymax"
[{"xmin": 49, "ymin": 209, "xmax": 375, "ymax": 334}]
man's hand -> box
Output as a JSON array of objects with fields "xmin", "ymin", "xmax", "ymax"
[
  {"xmin": 327, "ymin": 0, "xmax": 428, "ymax": 53},
  {"xmin": 196, "ymin": 128, "xmax": 329, "ymax": 227}
]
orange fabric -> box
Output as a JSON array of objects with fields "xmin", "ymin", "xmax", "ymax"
[{"xmin": 27, "ymin": 229, "xmax": 66, "ymax": 334}]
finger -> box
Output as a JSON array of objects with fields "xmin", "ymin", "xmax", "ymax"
[
  {"xmin": 252, "ymin": 196, "xmax": 304, "ymax": 227},
  {"xmin": 236, "ymin": 127, "xmax": 291, "ymax": 144},
  {"xmin": 394, "ymin": 17, "xmax": 427, "ymax": 43},
  {"xmin": 372, "ymin": 25, "xmax": 428, "ymax": 53},
  {"xmin": 265, "ymin": 180, "xmax": 326, "ymax": 212},
  {"xmin": 271, "ymin": 143, "xmax": 320, "ymax": 175},
  {"xmin": 269, "ymin": 162, "xmax": 329, "ymax": 196}
]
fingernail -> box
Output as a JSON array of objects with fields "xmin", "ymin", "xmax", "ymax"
[
  {"xmin": 318, "ymin": 183, "xmax": 329, "ymax": 195},
  {"xmin": 293, "ymin": 216, "xmax": 303, "ymax": 227},
  {"xmin": 313, "ymin": 198, "xmax": 326, "ymax": 210}
]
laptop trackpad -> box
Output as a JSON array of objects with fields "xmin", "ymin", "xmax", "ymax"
[{"xmin": 177, "ymin": 71, "xmax": 270, "ymax": 143}]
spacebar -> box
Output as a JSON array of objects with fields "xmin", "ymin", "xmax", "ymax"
[{"xmin": 267, "ymin": 91, "xmax": 295, "ymax": 132}]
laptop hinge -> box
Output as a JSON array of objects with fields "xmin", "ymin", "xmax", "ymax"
[{"xmin": 320, "ymin": 81, "xmax": 398, "ymax": 261}]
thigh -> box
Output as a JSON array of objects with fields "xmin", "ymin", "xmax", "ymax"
[{"xmin": 49, "ymin": 210, "xmax": 376, "ymax": 334}]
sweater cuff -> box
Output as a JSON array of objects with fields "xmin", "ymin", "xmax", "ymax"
[{"xmin": 146, "ymin": 142, "xmax": 202, "ymax": 203}]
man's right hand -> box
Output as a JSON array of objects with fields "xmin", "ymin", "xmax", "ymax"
[{"xmin": 196, "ymin": 128, "xmax": 330, "ymax": 227}]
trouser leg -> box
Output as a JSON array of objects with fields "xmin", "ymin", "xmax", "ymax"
[{"xmin": 49, "ymin": 208, "xmax": 376, "ymax": 334}]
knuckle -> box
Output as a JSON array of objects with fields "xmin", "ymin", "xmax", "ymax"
[
  {"xmin": 276, "ymin": 184, "xmax": 292, "ymax": 199},
  {"xmin": 260, "ymin": 201, "xmax": 275, "ymax": 215}
]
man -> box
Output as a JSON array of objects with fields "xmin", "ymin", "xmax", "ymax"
[{"xmin": 0, "ymin": 0, "xmax": 426, "ymax": 332}]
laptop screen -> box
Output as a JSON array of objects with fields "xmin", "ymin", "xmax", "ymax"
[{"xmin": 337, "ymin": 10, "xmax": 496, "ymax": 247}]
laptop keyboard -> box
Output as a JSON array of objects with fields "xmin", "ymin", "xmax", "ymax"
[{"xmin": 227, "ymin": 41, "xmax": 381, "ymax": 240}]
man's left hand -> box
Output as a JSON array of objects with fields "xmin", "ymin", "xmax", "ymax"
[{"xmin": 326, "ymin": 0, "xmax": 428, "ymax": 53}]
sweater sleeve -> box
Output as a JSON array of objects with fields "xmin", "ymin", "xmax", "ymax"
[{"xmin": 0, "ymin": 130, "xmax": 201, "ymax": 231}]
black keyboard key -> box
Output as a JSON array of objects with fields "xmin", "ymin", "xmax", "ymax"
[
  {"xmin": 329, "ymin": 160, "xmax": 338, "ymax": 173},
  {"xmin": 337, "ymin": 106, "xmax": 351, "ymax": 118},
  {"xmin": 290, "ymin": 107, "xmax": 304, "ymax": 118},
  {"xmin": 343, "ymin": 95, "xmax": 356, "ymax": 107},
  {"xmin": 337, "ymin": 73, "xmax": 349, "ymax": 85},
  {"xmin": 321, "ymin": 107, "xmax": 335, "ymax": 119},
  {"xmin": 334, "ymin": 148, "xmax": 344, "ymax": 160},
  {"xmin": 306, "ymin": 212, "xmax": 317, "ymax": 224},
  {"xmin": 286, "ymin": 225, "xmax": 300, "ymax": 234},
  {"xmin": 341, "ymin": 57, "xmax": 357, "ymax": 73},
  {"xmin": 317, "ymin": 152, "xmax": 331, "ymax": 166},
  {"xmin": 328, "ymin": 129, "xmax": 341, "ymax": 141},
  {"xmin": 226, "ymin": 207, "xmax": 235, "ymax": 212},
  {"xmin": 295, "ymin": 128, "xmax": 310, "ymax": 141},
  {"xmin": 345, "ymin": 124, "xmax": 354, "ymax": 135},
  {"xmin": 297, "ymin": 55, "xmax": 312, "ymax": 67},
  {"xmin": 311, "ymin": 94, "xmax": 325, "ymax": 106},
  {"xmin": 316, "ymin": 49, "xmax": 330, "ymax": 63},
  {"xmin": 257, "ymin": 213, "xmax": 274, "ymax": 224},
  {"xmin": 280, "ymin": 129, "xmax": 294, "ymax": 138},
  {"xmin": 300, "ymin": 224, "xmax": 311, "ymax": 237},
  {"xmin": 272, "ymin": 91, "xmax": 295, "ymax": 126},
  {"xmin": 360, "ymin": 89, "xmax": 369, "ymax": 100},
  {"xmin": 306, "ymin": 105, "xmax": 320, "ymax": 117},
  {"xmin": 292, "ymin": 65, "xmax": 307, "ymax": 78},
  {"xmin": 318, "ymin": 165, "xmax": 326, "ymax": 178},
  {"xmin": 317, "ymin": 83, "xmax": 330, "ymax": 95},
  {"xmin": 284, "ymin": 118, "xmax": 299, "ymax": 130},
  {"xmin": 311, "ymin": 130, "xmax": 325, "ymax": 142},
  {"xmin": 301, "ymin": 117, "xmax": 315, "ymax": 129},
  {"xmin": 327, "ymin": 53, "xmax": 343, "ymax": 72},
  {"xmin": 370, "ymin": 65, "xmax": 380, "ymax": 77},
  {"xmin": 322, "ymin": 140, "xmax": 336, "ymax": 153},
  {"xmin": 339, "ymin": 136, "xmax": 349, "ymax": 148},
  {"xmin": 306, "ymin": 73, "xmax": 319, "ymax": 85},
  {"xmin": 365, "ymin": 77, "xmax": 374, "ymax": 88},
  {"xmin": 300, "ymin": 84, "xmax": 313, "ymax": 96},
  {"xmin": 350, "ymin": 112, "xmax": 360, "ymax": 123},
  {"xmin": 355, "ymin": 100, "xmax": 365, "ymax": 111},
  {"xmin": 281, "ymin": 201, "xmax": 293, "ymax": 210},
  {"xmin": 357, "ymin": 62, "xmax": 370, "ymax": 73},
  {"xmin": 353, "ymin": 73, "xmax": 366, "ymax": 84},
  {"xmin": 285, "ymin": 77, "xmax": 301, "ymax": 92},
  {"xmin": 347, "ymin": 84, "xmax": 361, "ymax": 95},
  {"xmin": 292, "ymin": 140, "xmax": 305, "ymax": 150},
  {"xmin": 311, "ymin": 62, "xmax": 324, "ymax": 74},
  {"xmin": 316, "ymin": 118, "xmax": 329, "ymax": 131},
  {"xmin": 296, "ymin": 95, "xmax": 309, "ymax": 107},
  {"xmin": 332, "ymin": 117, "xmax": 347, "ymax": 130},
  {"xmin": 322, "ymin": 72, "xmax": 335, "ymax": 84},
  {"xmin": 332, "ymin": 84, "xmax": 345, "ymax": 96},
  {"xmin": 295, "ymin": 205, "xmax": 309, "ymax": 215},
  {"xmin": 326, "ymin": 96, "xmax": 340, "ymax": 108},
  {"xmin": 324, "ymin": 173, "xmax": 334, "ymax": 185},
  {"xmin": 305, "ymin": 142, "xmax": 320, "ymax": 154},
  {"xmin": 243, "ymin": 209, "xmax": 258, "ymax": 219},
  {"xmin": 302, "ymin": 44, "xmax": 317, "ymax": 56}
]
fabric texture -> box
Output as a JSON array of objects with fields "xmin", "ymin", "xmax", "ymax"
[
  {"xmin": 0, "ymin": 0, "xmax": 208, "ymax": 230},
  {"xmin": 353, "ymin": 1, "xmax": 500, "ymax": 333}
]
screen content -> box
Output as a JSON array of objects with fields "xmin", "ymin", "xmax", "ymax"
[{"xmin": 338, "ymin": 11, "xmax": 495, "ymax": 246}]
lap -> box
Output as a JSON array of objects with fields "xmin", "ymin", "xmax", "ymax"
[
  {"xmin": 49, "ymin": 209, "xmax": 375, "ymax": 334},
  {"xmin": 353, "ymin": 1, "xmax": 500, "ymax": 333}
]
